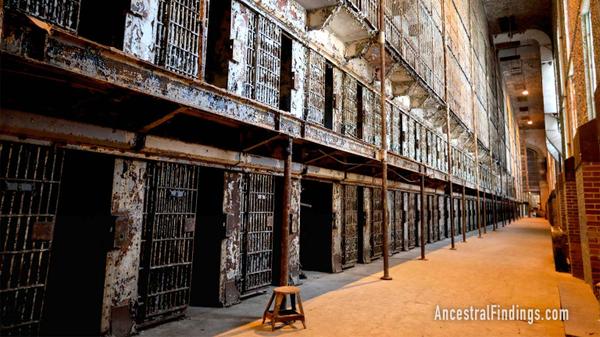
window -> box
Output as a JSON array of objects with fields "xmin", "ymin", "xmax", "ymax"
[{"xmin": 581, "ymin": 0, "xmax": 597, "ymax": 119}]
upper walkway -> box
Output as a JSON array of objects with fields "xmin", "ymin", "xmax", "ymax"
[{"xmin": 142, "ymin": 218, "xmax": 598, "ymax": 337}]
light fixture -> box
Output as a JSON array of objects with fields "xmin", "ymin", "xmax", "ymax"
[
  {"xmin": 522, "ymin": 89, "xmax": 529, "ymax": 96},
  {"xmin": 527, "ymin": 119, "xmax": 533, "ymax": 125}
]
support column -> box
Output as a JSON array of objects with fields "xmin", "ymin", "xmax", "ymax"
[
  {"xmin": 462, "ymin": 184, "xmax": 467, "ymax": 242},
  {"xmin": 574, "ymin": 119, "xmax": 600, "ymax": 293},
  {"xmin": 420, "ymin": 167, "xmax": 426, "ymax": 260},
  {"xmin": 279, "ymin": 137, "xmax": 292, "ymax": 286},
  {"xmin": 378, "ymin": 0, "xmax": 391, "ymax": 280}
]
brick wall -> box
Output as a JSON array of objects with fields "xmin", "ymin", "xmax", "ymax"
[
  {"xmin": 574, "ymin": 118, "xmax": 600, "ymax": 293},
  {"xmin": 564, "ymin": 158, "xmax": 584, "ymax": 278}
]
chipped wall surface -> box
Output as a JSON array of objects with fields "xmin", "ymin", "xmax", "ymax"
[
  {"xmin": 289, "ymin": 179, "xmax": 302, "ymax": 283},
  {"xmin": 331, "ymin": 182, "xmax": 343, "ymax": 272},
  {"xmin": 361, "ymin": 187, "xmax": 372, "ymax": 263},
  {"xmin": 291, "ymin": 40, "xmax": 308, "ymax": 119},
  {"xmin": 333, "ymin": 68, "xmax": 344, "ymax": 133},
  {"xmin": 251, "ymin": 0, "xmax": 307, "ymax": 32},
  {"xmin": 219, "ymin": 172, "xmax": 243, "ymax": 306},
  {"xmin": 123, "ymin": 0, "xmax": 158, "ymax": 62},
  {"xmin": 101, "ymin": 159, "xmax": 146, "ymax": 335},
  {"xmin": 229, "ymin": 1, "xmax": 256, "ymax": 97}
]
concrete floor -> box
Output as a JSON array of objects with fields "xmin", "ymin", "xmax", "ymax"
[{"xmin": 141, "ymin": 218, "xmax": 585, "ymax": 337}]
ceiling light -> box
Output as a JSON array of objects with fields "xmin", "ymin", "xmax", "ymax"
[
  {"xmin": 522, "ymin": 89, "xmax": 529, "ymax": 96},
  {"xmin": 527, "ymin": 120, "xmax": 533, "ymax": 125}
]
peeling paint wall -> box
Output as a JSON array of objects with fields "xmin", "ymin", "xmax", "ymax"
[
  {"xmin": 291, "ymin": 40, "xmax": 308, "ymax": 119},
  {"xmin": 289, "ymin": 179, "xmax": 302, "ymax": 283},
  {"xmin": 360, "ymin": 187, "xmax": 371, "ymax": 263},
  {"xmin": 331, "ymin": 182, "xmax": 343, "ymax": 272},
  {"xmin": 219, "ymin": 172, "xmax": 242, "ymax": 306},
  {"xmin": 101, "ymin": 159, "xmax": 146, "ymax": 336},
  {"xmin": 123, "ymin": 0, "xmax": 158, "ymax": 62}
]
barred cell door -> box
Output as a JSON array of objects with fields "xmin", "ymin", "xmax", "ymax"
[
  {"xmin": 386, "ymin": 191, "xmax": 395, "ymax": 255},
  {"xmin": 370, "ymin": 188, "xmax": 383, "ymax": 259},
  {"xmin": 239, "ymin": 173, "xmax": 275, "ymax": 295},
  {"xmin": 137, "ymin": 161, "xmax": 199, "ymax": 326},
  {"xmin": 0, "ymin": 141, "xmax": 65, "ymax": 336},
  {"xmin": 407, "ymin": 192, "xmax": 416, "ymax": 249},
  {"xmin": 392, "ymin": 191, "xmax": 403, "ymax": 253},
  {"xmin": 341, "ymin": 185, "xmax": 358, "ymax": 268}
]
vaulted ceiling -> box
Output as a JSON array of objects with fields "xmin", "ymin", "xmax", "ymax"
[{"xmin": 482, "ymin": 0, "xmax": 552, "ymax": 36}]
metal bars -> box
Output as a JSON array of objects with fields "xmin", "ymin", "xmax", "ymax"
[
  {"xmin": 254, "ymin": 16, "xmax": 282, "ymax": 108},
  {"xmin": 341, "ymin": 185, "xmax": 359, "ymax": 268},
  {"xmin": 154, "ymin": 0, "xmax": 202, "ymax": 77},
  {"xmin": 5, "ymin": 0, "xmax": 80, "ymax": 31},
  {"xmin": 137, "ymin": 161, "xmax": 199, "ymax": 325},
  {"xmin": 239, "ymin": 173, "xmax": 275, "ymax": 294},
  {"xmin": 0, "ymin": 141, "xmax": 65, "ymax": 336},
  {"xmin": 342, "ymin": 75, "xmax": 358, "ymax": 138},
  {"xmin": 370, "ymin": 187, "xmax": 383, "ymax": 259},
  {"xmin": 305, "ymin": 51, "xmax": 326, "ymax": 125}
]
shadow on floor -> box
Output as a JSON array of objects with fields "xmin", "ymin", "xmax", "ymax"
[{"xmin": 140, "ymin": 223, "xmax": 511, "ymax": 337}]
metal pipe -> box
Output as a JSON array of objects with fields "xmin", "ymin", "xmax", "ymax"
[
  {"xmin": 441, "ymin": 0, "xmax": 455, "ymax": 250},
  {"xmin": 378, "ymin": 0, "xmax": 391, "ymax": 280},
  {"xmin": 462, "ymin": 183, "xmax": 467, "ymax": 242},
  {"xmin": 420, "ymin": 166, "xmax": 426, "ymax": 260},
  {"xmin": 279, "ymin": 137, "xmax": 292, "ymax": 286}
]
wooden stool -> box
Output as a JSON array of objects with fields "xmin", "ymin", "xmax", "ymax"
[{"xmin": 262, "ymin": 286, "xmax": 306, "ymax": 331}]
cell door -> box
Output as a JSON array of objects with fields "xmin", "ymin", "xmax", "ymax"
[
  {"xmin": 392, "ymin": 191, "xmax": 403, "ymax": 253},
  {"xmin": 341, "ymin": 185, "xmax": 359, "ymax": 268},
  {"xmin": 0, "ymin": 141, "xmax": 65, "ymax": 336},
  {"xmin": 137, "ymin": 161, "xmax": 199, "ymax": 326},
  {"xmin": 239, "ymin": 173, "xmax": 275, "ymax": 295},
  {"xmin": 387, "ymin": 191, "xmax": 395, "ymax": 255},
  {"xmin": 370, "ymin": 188, "xmax": 383, "ymax": 259},
  {"xmin": 407, "ymin": 192, "xmax": 416, "ymax": 249}
]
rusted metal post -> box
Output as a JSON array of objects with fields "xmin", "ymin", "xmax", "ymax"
[
  {"xmin": 482, "ymin": 193, "xmax": 488, "ymax": 234},
  {"xmin": 420, "ymin": 167, "xmax": 426, "ymax": 260},
  {"xmin": 279, "ymin": 137, "xmax": 292, "ymax": 286},
  {"xmin": 445, "ymin": 108, "xmax": 455, "ymax": 249},
  {"xmin": 492, "ymin": 193, "xmax": 497, "ymax": 231},
  {"xmin": 441, "ymin": 0, "xmax": 455, "ymax": 250},
  {"xmin": 461, "ymin": 183, "xmax": 467, "ymax": 242},
  {"xmin": 378, "ymin": 0, "xmax": 391, "ymax": 280}
]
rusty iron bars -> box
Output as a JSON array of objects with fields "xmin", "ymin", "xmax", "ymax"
[
  {"xmin": 391, "ymin": 191, "xmax": 403, "ymax": 253},
  {"xmin": 305, "ymin": 51, "xmax": 326, "ymax": 125},
  {"xmin": 255, "ymin": 16, "xmax": 282, "ymax": 108},
  {"xmin": 137, "ymin": 161, "xmax": 199, "ymax": 326},
  {"xmin": 239, "ymin": 173, "xmax": 275, "ymax": 294},
  {"xmin": 0, "ymin": 141, "xmax": 65, "ymax": 336},
  {"xmin": 154, "ymin": 0, "xmax": 202, "ymax": 78},
  {"xmin": 5, "ymin": 0, "xmax": 80, "ymax": 31},
  {"xmin": 342, "ymin": 75, "xmax": 359, "ymax": 138},
  {"xmin": 341, "ymin": 185, "xmax": 359, "ymax": 268},
  {"xmin": 370, "ymin": 187, "xmax": 383, "ymax": 259},
  {"xmin": 237, "ymin": 5, "xmax": 282, "ymax": 109}
]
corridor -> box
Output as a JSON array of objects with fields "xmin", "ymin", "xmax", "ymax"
[{"xmin": 143, "ymin": 218, "xmax": 585, "ymax": 337}]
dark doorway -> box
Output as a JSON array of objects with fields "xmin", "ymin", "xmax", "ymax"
[
  {"xmin": 191, "ymin": 168, "xmax": 225, "ymax": 307},
  {"xmin": 41, "ymin": 150, "xmax": 114, "ymax": 336},
  {"xmin": 279, "ymin": 34, "xmax": 293, "ymax": 112},
  {"xmin": 79, "ymin": 0, "xmax": 128, "ymax": 48},
  {"xmin": 204, "ymin": 0, "xmax": 232, "ymax": 88},
  {"xmin": 300, "ymin": 180, "xmax": 333, "ymax": 272}
]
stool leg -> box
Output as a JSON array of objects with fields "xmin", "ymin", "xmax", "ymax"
[
  {"xmin": 291, "ymin": 293, "xmax": 297, "ymax": 311},
  {"xmin": 296, "ymin": 294, "xmax": 306, "ymax": 329},
  {"xmin": 272, "ymin": 294, "xmax": 284, "ymax": 331},
  {"xmin": 262, "ymin": 293, "xmax": 275, "ymax": 324}
]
